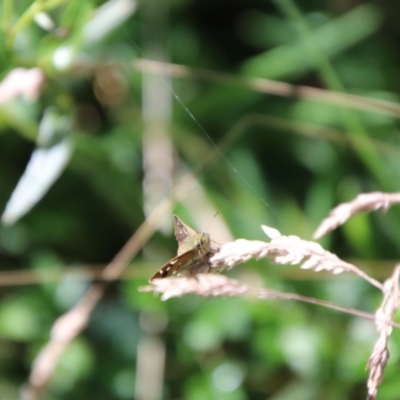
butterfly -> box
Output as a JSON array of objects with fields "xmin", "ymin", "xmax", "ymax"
[{"xmin": 149, "ymin": 215, "xmax": 219, "ymax": 282}]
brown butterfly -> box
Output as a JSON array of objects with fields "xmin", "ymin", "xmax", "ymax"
[{"xmin": 149, "ymin": 215, "xmax": 218, "ymax": 282}]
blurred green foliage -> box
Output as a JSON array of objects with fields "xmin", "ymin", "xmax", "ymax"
[{"xmin": 1, "ymin": 0, "xmax": 400, "ymax": 399}]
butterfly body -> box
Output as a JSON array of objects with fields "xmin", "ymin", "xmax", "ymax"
[{"xmin": 149, "ymin": 215, "xmax": 217, "ymax": 281}]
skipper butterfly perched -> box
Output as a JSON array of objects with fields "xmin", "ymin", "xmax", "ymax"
[{"xmin": 149, "ymin": 215, "xmax": 218, "ymax": 282}]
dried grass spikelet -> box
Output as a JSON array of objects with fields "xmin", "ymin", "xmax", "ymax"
[
  {"xmin": 366, "ymin": 265, "xmax": 400, "ymax": 400},
  {"xmin": 142, "ymin": 271, "xmax": 400, "ymax": 331},
  {"xmin": 209, "ymin": 225, "xmax": 383, "ymax": 291},
  {"xmin": 314, "ymin": 192, "xmax": 400, "ymax": 239},
  {"xmin": 142, "ymin": 274, "xmax": 250, "ymax": 300}
]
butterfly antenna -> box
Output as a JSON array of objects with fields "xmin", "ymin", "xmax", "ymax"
[{"xmin": 202, "ymin": 211, "xmax": 219, "ymax": 233}]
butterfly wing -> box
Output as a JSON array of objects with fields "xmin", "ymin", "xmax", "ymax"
[
  {"xmin": 173, "ymin": 215, "xmax": 199, "ymax": 255},
  {"xmin": 149, "ymin": 249, "xmax": 196, "ymax": 281}
]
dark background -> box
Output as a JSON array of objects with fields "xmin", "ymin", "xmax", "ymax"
[{"xmin": 1, "ymin": 0, "xmax": 400, "ymax": 399}]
